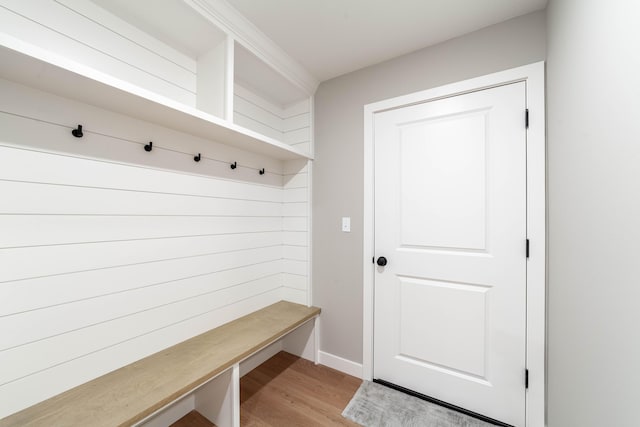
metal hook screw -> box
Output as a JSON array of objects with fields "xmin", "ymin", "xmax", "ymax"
[{"xmin": 72, "ymin": 125, "xmax": 83, "ymax": 138}]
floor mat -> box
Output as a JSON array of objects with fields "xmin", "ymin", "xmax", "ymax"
[{"xmin": 342, "ymin": 381, "xmax": 497, "ymax": 427}]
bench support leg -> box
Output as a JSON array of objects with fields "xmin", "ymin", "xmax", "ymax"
[
  {"xmin": 194, "ymin": 365, "xmax": 239, "ymax": 427},
  {"xmin": 314, "ymin": 316, "xmax": 320, "ymax": 365},
  {"xmin": 232, "ymin": 364, "xmax": 240, "ymax": 427},
  {"xmin": 282, "ymin": 318, "xmax": 317, "ymax": 363}
]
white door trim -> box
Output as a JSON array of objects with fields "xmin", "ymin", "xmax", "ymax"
[{"xmin": 363, "ymin": 62, "xmax": 546, "ymax": 427}]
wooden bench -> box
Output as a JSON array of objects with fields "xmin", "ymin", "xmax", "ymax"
[{"xmin": 0, "ymin": 301, "xmax": 320, "ymax": 427}]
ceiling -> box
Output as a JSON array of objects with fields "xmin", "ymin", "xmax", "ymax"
[{"xmin": 226, "ymin": 0, "xmax": 547, "ymax": 82}]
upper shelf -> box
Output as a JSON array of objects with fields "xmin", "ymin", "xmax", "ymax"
[
  {"xmin": 0, "ymin": 34, "xmax": 313, "ymax": 161},
  {"xmin": 90, "ymin": 0, "xmax": 227, "ymax": 59}
]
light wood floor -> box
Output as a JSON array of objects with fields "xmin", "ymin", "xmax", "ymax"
[
  {"xmin": 171, "ymin": 351, "xmax": 362, "ymax": 426},
  {"xmin": 171, "ymin": 410, "xmax": 213, "ymax": 427}
]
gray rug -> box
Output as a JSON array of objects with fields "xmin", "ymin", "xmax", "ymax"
[{"xmin": 342, "ymin": 381, "xmax": 496, "ymax": 427}]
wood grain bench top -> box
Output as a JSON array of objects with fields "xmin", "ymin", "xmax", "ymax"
[{"xmin": 0, "ymin": 301, "xmax": 320, "ymax": 427}]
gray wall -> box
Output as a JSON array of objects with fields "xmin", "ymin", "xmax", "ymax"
[
  {"xmin": 313, "ymin": 11, "xmax": 547, "ymax": 364},
  {"xmin": 546, "ymin": 0, "xmax": 640, "ymax": 426}
]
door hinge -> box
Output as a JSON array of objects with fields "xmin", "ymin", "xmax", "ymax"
[
  {"xmin": 525, "ymin": 369, "xmax": 529, "ymax": 389},
  {"xmin": 525, "ymin": 109, "xmax": 529, "ymax": 129},
  {"xmin": 372, "ymin": 256, "xmax": 375, "ymax": 264},
  {"xmin": 526, "ymin": 239, "xmax": 530, "ymax": 258}
]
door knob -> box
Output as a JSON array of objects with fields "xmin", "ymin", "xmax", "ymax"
[{"xmin": 377, "ymin": 256, "xmax": 388, "ymax": 266}]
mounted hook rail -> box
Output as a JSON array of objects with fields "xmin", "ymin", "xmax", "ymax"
[
  {"xmin": 14, "ymin": 111, "xmax": 294, "ymax": 179},
  {"xmin": 72, "ymin": 125, "xmax": 83, "ymax": 138}
]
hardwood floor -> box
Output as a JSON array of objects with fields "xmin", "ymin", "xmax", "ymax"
[
  {"xmin": 241, "ymin": 351, "xmax": 362, "ymax": 426},
  {"xmin": 172, "ymin": 410, "xmax": 215, "ymax": 427},
  {"xmin": 171, "ymin": 351, "xmax": 362, "ymax": 426}
]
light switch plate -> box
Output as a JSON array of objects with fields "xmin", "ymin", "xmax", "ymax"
[{"xmin": 342, "ymin": 217, "xmax": 351, "ymax": 232}]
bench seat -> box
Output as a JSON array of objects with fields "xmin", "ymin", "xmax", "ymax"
[{"xmin": 0, "ymin": 301, "xmax": 320, "ymax": 427}]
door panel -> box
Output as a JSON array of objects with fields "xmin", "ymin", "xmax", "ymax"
[
  {"xmin": 398, "ymin": 277, "xmax": 489, "ymax": 378},
  {"xmin": 374, "ymin": 82, "xmax": 526, "ymax": 426},
  {"xmin": 399, "ymin": 109, "xmax": 488, "ymax": 250}
]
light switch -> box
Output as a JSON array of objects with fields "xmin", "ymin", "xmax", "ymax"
[{"xmin": 342, "ymin": 217, "xmax": 351, "ymax": 232}]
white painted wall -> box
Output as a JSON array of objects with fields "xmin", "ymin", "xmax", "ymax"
[
  {"xmin": 0, "ymin": 78, "xmax": 309, "ymax": 418},
  {"xmin": 546, "ymin": 1, "xmax": 640, "ymax": 426},
  {"xmin": 313, "ymin": 11, "xmax": 547, "ymax": 365}
]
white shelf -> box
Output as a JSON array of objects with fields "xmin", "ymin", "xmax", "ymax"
[
  {"xmin": 234, "ymin": 42, "xmax": 309, "ymax": 108},
  {"xmin": 0, "ymin": 34, "xmax": 313, "ymax": 161}
]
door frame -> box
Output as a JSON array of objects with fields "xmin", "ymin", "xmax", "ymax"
[{"xmin": 362, "ymin": 62, "xmax": 546, "ymax": 426}]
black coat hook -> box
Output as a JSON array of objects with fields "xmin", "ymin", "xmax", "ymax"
[
  {"xmin": 72, "ymin": 125, "xmax": 83, "ymax": 138},
  {"xmin": 144, "ymin": 141, "xmax": 153, "ymax": 152},
  {"xmin": 194, "ymin": 153, "xmax": 201, "ymax": 162},
  {"xmin": 259, "ymin": 168, "xmax": 265, "ymax": 175},
  {"xmin": 230, "ymin": 161, "xmax": 237, "ymax": 169}
]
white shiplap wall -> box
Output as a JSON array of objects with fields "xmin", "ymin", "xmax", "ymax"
[
  {"xmin": 0, "ymin": 0, "xmax": 201, "ymax": 107},
  {"xmin": 234, "ymin": 84, "xmax": 313, "ymax": 155},
  {"xmin": 0, "ymin": 78, "xmax": 310, "ymax": 418},
  {"xmin": 0, "ymin": 0, "xmax": 312, "ymax": 155},
  {"xmin": 282, "ymin": 159, "xmax": 312, "ymax": 305}
]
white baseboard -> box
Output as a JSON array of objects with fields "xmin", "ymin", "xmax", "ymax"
[{"xmin": 318, "ymin": 351, "xmax": 363, "ymax": 378}]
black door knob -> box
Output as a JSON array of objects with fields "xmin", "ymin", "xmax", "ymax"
[{"xmin": 377, "ymin": 256, "xmax": 387, "ymax": 266}]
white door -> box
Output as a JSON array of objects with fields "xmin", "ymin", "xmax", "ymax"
[{"xmin": 373, "ymin": 82, "xmax": 527, "ymax": 426}]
